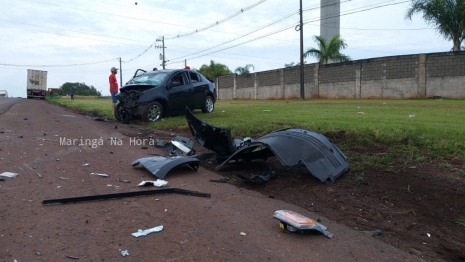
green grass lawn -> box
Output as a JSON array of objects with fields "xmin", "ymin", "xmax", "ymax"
[{"xmin": 48, "ymin": 96, "xmax": 465, "ymax": 168}]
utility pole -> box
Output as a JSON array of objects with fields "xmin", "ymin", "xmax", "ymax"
[
  {"xmin": 156, "ymin": 36, "xmax": 167, "ymax": 69},
  {"xmin": 299, "ymin": 0, "xmax": 305, "ymax": 99},
  {"xmin": 119, "ymin": 57, "xmax": 122, "ymax": 87}
]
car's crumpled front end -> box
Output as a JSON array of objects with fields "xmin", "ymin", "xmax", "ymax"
[{"xmin": 115, "ymin": 89, "xmax": 144, "ymax": 122}]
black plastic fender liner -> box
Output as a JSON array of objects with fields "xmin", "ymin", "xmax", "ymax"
[
  {"xmin": 185, "ymin": 107, "xmax": 238, "ymax": 156},
  {"xmin": 217, "ymin": 128, "xmax": 349, "ymax": 185},
  {"xmin": 132, "ymin": 156, "xmax": 199, "ymax": 179}
]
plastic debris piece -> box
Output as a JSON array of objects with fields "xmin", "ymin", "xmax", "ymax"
[
  {"xmin": 60, "ymin": 177, "xmax": 69, "ymax": 180},
  {"xmin": 37, "ymin": 173, "xmax": 43, "ymax": 178},
  {"xmin": 0, "ymin": 172, "xmax": 18, "ymax": 178},
  {"xmin": 427, "ymin": 233, "xmax": 431, "ymax": 237},
  {"xmin": 131, "ymin": 225, "xmax": 163, "ymax": 237},
  {"xmin": 240, "ymin": 232, "xmax": 246, "ymax": 236},
  {"xmin": 66, "ymin": 255, "xmax": 79, "ymax": 259},
  {"xmin": 409, "ymin": 114, "xmax": 416, "ymax": 118},
  {"xmin": 82, "ymin": 163, "xmax": 90, "ymax": 166},
  {"xmin": 138, "ymin": 180, "xmax": 168, "ymax": 187},
  {"xmin": 273, "ymin": 210, "xmax": 333, "ymax": 238},
  {"xmin": 90, "ymin": 173, "xmax": 108, "ymax": 177},
  {"xmin": 120, "ymin": 250, "xmax": 129, "ymax": 256},
  {"xmin": 117, "ymin": 178, "xmax": 131, "ymax": 183}
]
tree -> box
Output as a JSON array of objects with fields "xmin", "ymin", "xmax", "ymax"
[
  {"xmin": 304, "ymin": 35, "xmax": 351, "ymax": 64},
  {"xmin": 234, "ymin": 64, "xmax": 254, "ymax": 75},
  {"xmin": 59, "ymin": 82, "xmax": 102, "ymax": 96},
  {"xmin": 198, "ymin": 60, "xmax": 232, "ymax": 78},
  {"xmin": 284, "ymin": 61, "xmax": 307, "ymax": 67},
  {"xmin": 406, "ymin": 0, "xmax": 465, "ymax": 51}
]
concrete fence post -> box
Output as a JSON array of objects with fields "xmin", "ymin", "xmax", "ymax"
[
  {"xmin": 418, "ymin": 54, "xmax": 426, "ymax": 98},
  {"xmin": 314, "ymin": 63, "xmax": 320, "ymax": 98},
  {"xmin": 233, "ymin": 74, "xmax": 237, "ymax": 100},
  {"xmin": 355, "ymin": 61, "xmax": 361, "ymax": 99},
  {"xmin": 254, "ymin": 73, "xmax": 257, "ymax": 100},
  {"xmin": 281, "ymin": 69, "xmax": 285, "ymax": 99}
]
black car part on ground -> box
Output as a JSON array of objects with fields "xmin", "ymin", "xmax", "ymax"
[
  {"xmin": 185, "ymin": 107, "xmax": 245, "ymax": 157},
  {"xmin": 131, "ymin": 156, "xmax": 199, "ymax": 179},
  {"xmin": 236, "ymin": 165, "xmax": 276, "ymax": 185},
  {"xmin": 185, "ymin": 107, "xmax": 349, "ymax": 185},
  {"xmin": 42, "ymin": 188, "xmax": 211, "ymax": 204}
]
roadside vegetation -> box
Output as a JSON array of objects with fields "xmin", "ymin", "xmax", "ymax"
[{"xmin": 48, "ymin": 96, "xmax": 465, "ymax": 176}]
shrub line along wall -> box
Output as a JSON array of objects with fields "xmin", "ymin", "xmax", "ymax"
[{"xmin": 215, "ymin": 51, "xmax": 465, "ymax": 99}]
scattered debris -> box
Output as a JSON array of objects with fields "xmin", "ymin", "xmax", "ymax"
[
  {"xmin": 138, "ymin": 180, "xmax": 168, "ymax": 187},
  {"xmin": 131, "ymin": 225, "xmax": 163, "ymax": 237},
  {"xmin": 236, "ymin": 165, "xmax": 275, "ymax": 184},
  {"xmin": 131, "ymin": 156, "xmax": 199, "ymax": 179},
  {"xmin": 273, "ymin": 210, "xmax": 333, "ymax": 238},
  {"xmin": 120, "ymin": 250, "xmax": 129, "ymax": 257},
  {"xmin": 117, "ymin": 178, "xmax": 131, "ymax": 183},
  {"xmin": 94, "ymin": 117, "xmax": 109, "ymax": 122},
  {"xmin": 409, "ymin": 114, "xmax": 416, "ymax": 118},
  {"xmin": 60, "ymin": 177, "xmax": 69, "ymax": 180},
  {"xmin": 90, "ymin": 173, "xmax": 108, "ymax": 177},
  {"xmin": 427, "ymin": 233, "xmax": 431, "ymax": 238},
  {"xmin": 0, "ymin": 172, "xmax": 18, "ymax": 178},
  {"xmin": 371, "ymin": 229, "xmax": 383, "ymax": 236},
  {"xmin": 155, "ymin": 139, "xmax": 164, "ymax": 148},
  {"xmin": 357, "ymin": 112, "xmax": 365, "ymax": 115},
  {"xmin": 186, "ymin": 107, "xmax": 349, "ymax": 185},
  {"xmin": 240, "ymin": 232, "xmax": 247, "ymax": 236},
  {"xmin": 164, "ymin": 136, "xmax": 195, "ymax": 156},
  {"xmin": 66, "ymin": 255, "xmax": 79, "ymax": 259},
  {"xmin": 42, "ymin": 188, "xmax": 211, "ymax": 204},
  {"xmin": 209, "ymin": 177, "xmax": 230, "ymax": 183},
  {"xmin": 82, "ymin": 163, "xmax": 90, "ymax": 167}
]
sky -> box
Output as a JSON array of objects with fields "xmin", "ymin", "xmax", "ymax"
[{"xmin": 0, "ymin": 0, "xmax": 453, "ymax": 98}]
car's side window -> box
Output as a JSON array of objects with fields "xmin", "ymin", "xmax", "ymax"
[
  {"xmin": 170, "ymin": 72, "xmax": 186, "ymax": 86},
  {"xmin": 189, "ymin": 72, "xmax": 200, "ymax": 82}
]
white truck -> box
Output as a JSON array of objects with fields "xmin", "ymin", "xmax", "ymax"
[
  {"xmin": 0, "ymin": 90, "xmax": 7, "ymax": 98},
  {"xmin": 27, "ymin": 69, "xmax": 47, "ymax": 99}
]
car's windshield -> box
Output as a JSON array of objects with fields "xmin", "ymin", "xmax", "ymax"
[{"xmin": 130, "ymin": 72, "xmax": 168, "ymax": 86}]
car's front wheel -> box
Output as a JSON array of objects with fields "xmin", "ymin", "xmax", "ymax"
[
  {"xmin": 114, "ymin": 103, "xmax": 123, "ymax": 121},
  {"xmin": 201, "ymin": 95, "xmax": 214, "ymax": 113},
  {"xmin": 144, "ymin": 101, "xmax": 163, "ymax": 122}
]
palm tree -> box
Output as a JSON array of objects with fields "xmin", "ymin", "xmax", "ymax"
[
  {"xmin": 304, "ymin": 35, "xmax": 350, "ymax": 64},
  {"xmin": 198, "ymin": 60, "xmax": 232, "ymax": 78},
  {"xmin": 406, "ymin": 0, "xmax": 465, "ymax": 51},
  {"xmin": 234, "ymin": 64, "xmax": 255, "ymax": 75}
]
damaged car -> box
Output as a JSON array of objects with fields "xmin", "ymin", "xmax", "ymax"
[{"xmin": 114, "ymin": 69, "xmax": 216, "ymax": 122}]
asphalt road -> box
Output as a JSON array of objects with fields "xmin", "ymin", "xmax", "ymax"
[{"xmin": 0, "ymin": 98, "xmax": 423, "ymax": 261}]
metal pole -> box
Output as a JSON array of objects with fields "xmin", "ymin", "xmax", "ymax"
[
  {"xmin": 162, "ymin": 36, "xmax": 166, "ymax": 69},
  {"xmin": 119, "ymin": 57, "xmax": 122, "ymax": 88},
  {"xmin": 299, "ymin": 0, "xmax": 305, "ymax": 99}
]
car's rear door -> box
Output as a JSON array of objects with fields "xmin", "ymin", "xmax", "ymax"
[
  {"xmin": 166, "ymin": 72, "xmax": 194, "ymax": 112},
  {"xmin": 188, "ymin": 71, "xmax": 208, "ymax": 108}
]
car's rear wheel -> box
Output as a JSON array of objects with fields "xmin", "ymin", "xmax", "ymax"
[
  {"xmin": 114, "ymin": 103, "xmax": 123, "ymax": 121},
  {"xmin": 201, "ymin": 95, "xmax": 214, "ymax": 113},
  {"xmin": 144, "ymin": 101, "xmax": 163, "ymax": 122}
]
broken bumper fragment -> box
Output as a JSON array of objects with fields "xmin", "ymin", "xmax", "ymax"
[{"xmin": 131, "ymin": 156, "xmax": 199, "ymax": 179}]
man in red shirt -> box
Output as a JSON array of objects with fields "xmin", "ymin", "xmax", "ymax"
[{"xmin": 109, "ymin": 67, "xmax": 119, "ymax": 115}]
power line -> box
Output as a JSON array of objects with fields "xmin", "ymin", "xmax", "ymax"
[
  {"xmin": 0, "ymin": 57, "xmax": 119, "ymax": 68},
  {"xmin": 166, "ymin": 0, "xmax": 267, "ymax": 40},
  {"xmin": 168, "ymin": 0, "xmax": 411, "ymax": 64}
]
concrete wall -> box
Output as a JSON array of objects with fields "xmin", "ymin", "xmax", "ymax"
[{"xmin": 215, "ymin": 51, "xmax": 465, "ymax": 100}]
